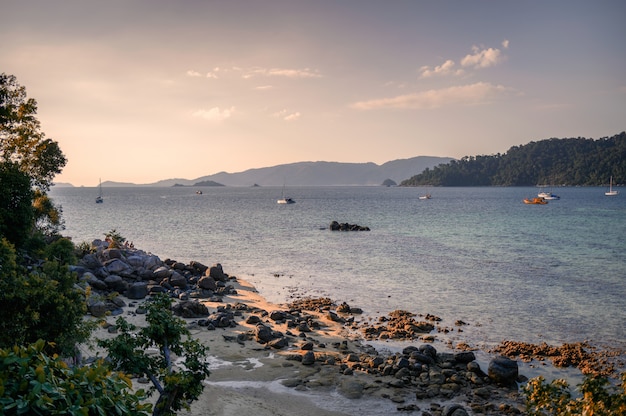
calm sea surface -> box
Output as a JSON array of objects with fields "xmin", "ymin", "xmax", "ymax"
[{"xmin": 50, "ymin": 186, "xmax": 626, "ymax": 351}]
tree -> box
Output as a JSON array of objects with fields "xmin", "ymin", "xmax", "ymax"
[
  {"xmin": 0, "ymin": 162, "xmax": 33, "ymax": 248},
  {"xmin": 0, "ymin": 339, "xmax": 152, "ymax": 415},
  {"xmin": 0, "ymin": 237, "xmax": 92, "ymax": 357},
  {"xmin": 0, "ymin": 73, "xmax": 66, "ymax": 192},
  {"xmin": 99, "ymin": 294, "xmax": 211, "ymax": 416}
]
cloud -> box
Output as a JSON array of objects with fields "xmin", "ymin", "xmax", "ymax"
[
  {"xmin": 420, "ymin": 59, "xmax": 464, "ymax": 78},
  {"xmin": 187, "ymin": 69, "xmax": 218, "ymax": 78},
  {"xmin": 502, "ymin": 39, "xmax": 510, "ymax": 49},
  {"xmin": 461, "ymin": 45, "xmax": 505, "ymax": 69},
  {"xmin": 247, "ymin": 67, "xmax": 322, "ymax": 79},
  {"xmin": 272, "ymin": 109, "xmax": 301, "ymax": 121},
  {"xmin": 351, "ymin": 82, "xmax": 514, "ymax": 110},
  {"xmin": 255, "ymin": 85, "xmax": 274, "ymax": 91},
  {"xmin": 192, "ymin": 107, "xmax": 235, "ymax": 122}
]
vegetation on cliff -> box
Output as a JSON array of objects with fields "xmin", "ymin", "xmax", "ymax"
[{"xmin": 400, "ymin": 132, "xmax": 626, "ymax": 186}]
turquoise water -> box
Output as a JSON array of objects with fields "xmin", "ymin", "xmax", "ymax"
[{"xmin": 50, "ymin": 186, "xmax": 626, "ymax": 350}]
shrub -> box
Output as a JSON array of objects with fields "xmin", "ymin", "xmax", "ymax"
[
  {"xmin": 0, "ymin": 339, "xmax": 152, "ymax": 415},
  {"xmin": 524, "ymin": 373, "xmax": 626, "ymax": 415},
  {"xmin": 99, "ymin": 294, "xmax": 211, "ymax": 416},
  {"xmin": 0, "ymin": 240, "xmax": 92, "ymax": 357}
]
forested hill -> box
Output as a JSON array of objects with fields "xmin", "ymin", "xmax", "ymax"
[{"xmin": 400, "ymin": 132, "xmax": 626, "ymax": 187}]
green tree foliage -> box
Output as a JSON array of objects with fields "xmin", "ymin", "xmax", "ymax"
[
  {"xmin": 99, "ymin": 294, "xmax": 211, "ymax": 416},
  {"xmin": 0, "ymin": 339, "xmax": 152, "ymax": 416},
  {"xmin": 0, "ymin": 162, "xmax": 33, "ymax": 248},
  {"xmin": 400, "ymin": 132, "xmax": 626, "ymax": 186},
  {"xmin": 524, "ymin": 373, "xmax": 626, "ymax": 415},
  {"xmin": 0, "ymin": 73, "xmax": 66, "ymax": 192},
  {"xmin": 0, "ymin": 74, "xmax": 88, "ymax": 360},
  {"xmin": 0, "ymin": 238, "xmax": 91, "ymax": 357}
]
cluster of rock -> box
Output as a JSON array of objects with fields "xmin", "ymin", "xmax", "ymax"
[
  {"xmin": 491, "ymin": 340, "xmax": 617, "ymax": 377},
  {"xmin": 200, "ymin": 297, "xmax": 525, "ymax": 414},
  {"xmin": 73, "ymin": 240, "xmax": 526, "ymax": 413},
  {"xmin": 329, "ymin": 221, "xmax": 371, "ymax": 231},
  {"xmin": 71, "ymin": 239, "xmax": 236, "ymax": 317}
]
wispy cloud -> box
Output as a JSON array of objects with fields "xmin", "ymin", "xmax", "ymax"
[
  {"xmin": 187, "ymin": 66, "xmax": 322, "ymax": 80},
  {"xmin": 419, "ymin": 41, "xmax": 509, "ymax": 77},
  {"xmin": 351, "ymin": 82, "xmax": 514, "ymax": 110},
  {"xmin": 186, "ymin": 69, "xmax": 219, "ymax": 78},
  {"xmin": 420, "ymin": 59, "xmax": 464, "ymax": 78},
  {"xmin": 244, "ymin": 67, "xmax": 322, "ymax": 79},
  {"xmin": 272, "ymin": 109, "xmax": 301, "ymax": 121},
  {"xmin": 255, "ymin": 85, "xmax": 274, "ymax": 91},
  {"xmin": 192, "ymin": 106, "xmax": 235, "ymax": 122}
]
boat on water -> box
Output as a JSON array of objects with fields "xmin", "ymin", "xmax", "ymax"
[
  {"xmin": 523, "ymin": 197, "xmax": 548, "ymax": 205},
  {"xmin": 538, "ymin": 187, "xmax": 560, "ymax": 200},
  {"xmin": 277, "ymin": 184, "xmax": 295, "ymax": 204},
  {"xmin": 95, "ymin": 179, "xmax": 103, "ymax": 203},
  {"xmin": 277, "ymin": 197, "xmax": 295, "ymax": 204},
  {"xmin": 418, "ymin": 193, "xmax": 432, "ymax": 200},
  {"xmin": 605, "ymin": 176, "xmax": 619, "ymax": 196}
]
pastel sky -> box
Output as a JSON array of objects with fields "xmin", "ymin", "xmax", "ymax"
[{"xmin": 1, "ymin": 0, "xmax": 625, "ymax": 186}]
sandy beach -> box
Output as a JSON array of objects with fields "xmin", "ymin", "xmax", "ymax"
[{"xmin": 91, "ymin": 275, "xmax": 532, "ymax": 416}]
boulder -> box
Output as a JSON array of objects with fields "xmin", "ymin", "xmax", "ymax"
[
  {"xmin": 172, "ymin": 300, "xmax": 209, "ymax": 318},
  {"xmin": 169, "ymin": 271, "xmax": 187, "ymax": 288},
  {"xmin": 301, "ymin": 351, "xmax": 316, "ymax": 365},
  {"xmin": 82, "ymin": 271, "xmax": 108, "ymax": 290},
  {"xmin": 126, "ymin": 282, "xmax": 149, "ymax": 299},
  {"xmin": 87, "ymin": 300, "xmax": 108, "ymax": 317},
  {"xmin": 208, "ymin": 263, "xmax": 228, "ymax": 281},
  {"xmin": 198, "ymin": 276, "xmax": 217, "ymax": 291},
  {"xmin": 78, "ymin": 253, "xmax": 102, "ymax": 270},
  {"xmin": 454, "ymin": 351, "xmax": 476, "ymax": 364},
  {"xmin": 254, "ymin": 324, "xmax": 274, "ymax": 343},
  {"xmin": 152, "ymin": 266, "xmax": 171, "ymax": 279},
  {"xmin": 104, "ymin": 258, "xmax": 132, "ymax": 275},
  {"xmin": 104, "ymin": 275, "xmax": 128, "ymax": 292},
  {"xmin": 488, "ymin": 356, "xmax": 518, "ymax": 386}
]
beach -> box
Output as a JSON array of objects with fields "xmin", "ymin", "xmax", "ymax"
[
  {"xmin": 79, "ymin": 237, "xmax": 625, "ymax": 416},
  {"xmin": 92, "ymin": 274, "xmax": 529, "ymax": 416}
]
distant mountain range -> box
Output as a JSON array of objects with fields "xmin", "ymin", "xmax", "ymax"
[{"xmin": 80, "ymin": 156, "xmax": 453, "ymax": 187}]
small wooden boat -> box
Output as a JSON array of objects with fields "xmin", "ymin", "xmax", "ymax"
[{"xmin": 523, "ymin": 197, "xmax": 548, "ymax": 205}]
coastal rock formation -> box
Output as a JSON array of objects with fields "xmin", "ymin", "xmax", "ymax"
[
  {"xmin": 77, "ymin": 240, "xmax": 530, "ymax": 414},
  {"xmin": 329, "ymin": 221, "xmax": 370, "ymax": 231},
  {"xmin": 72, "ymin": 239, "xmax": 237, "ymax": 315}
]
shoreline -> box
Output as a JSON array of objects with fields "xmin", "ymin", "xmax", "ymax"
[
  {"xmin": 93, "ymin": 275, "xmax": 529, "ymax": 416},
  {"xmin": 79, "ymin": 243, "xmax": 624, "ymax": 415}
]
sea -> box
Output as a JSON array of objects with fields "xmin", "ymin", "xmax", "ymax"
[{"xmin": 50, "ymin": 185, "xmax": 626, "ymax": 354}]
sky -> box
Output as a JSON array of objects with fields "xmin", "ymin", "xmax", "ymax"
[{"xmin": 1, "ymin": 0, "xmax": 625, "ymax": 186}]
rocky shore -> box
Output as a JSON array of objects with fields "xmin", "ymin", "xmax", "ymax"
[{"xmin": 73, "ymin": 240, "xmax": 623, "ymax": 416}]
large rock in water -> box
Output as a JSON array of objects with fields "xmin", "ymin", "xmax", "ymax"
[
  {"xmin": 329, "ymin": 221, "xmax": 370, "ymax": 231},
  {"xmin": 488, "ymin": 356, "xmax": 518, "ymax": 386}
]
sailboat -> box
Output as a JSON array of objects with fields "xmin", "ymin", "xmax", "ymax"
[
  {"xmin": 605, "ymin": 176, "xmax": 618, "ymax": 196},
  {"xmin": 277, "ymin": 184, "xmax": 295, "ymax": 204},
  {"xmin": 95, "ymin": 179, "xmax": 104, "ymax": 203}
]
